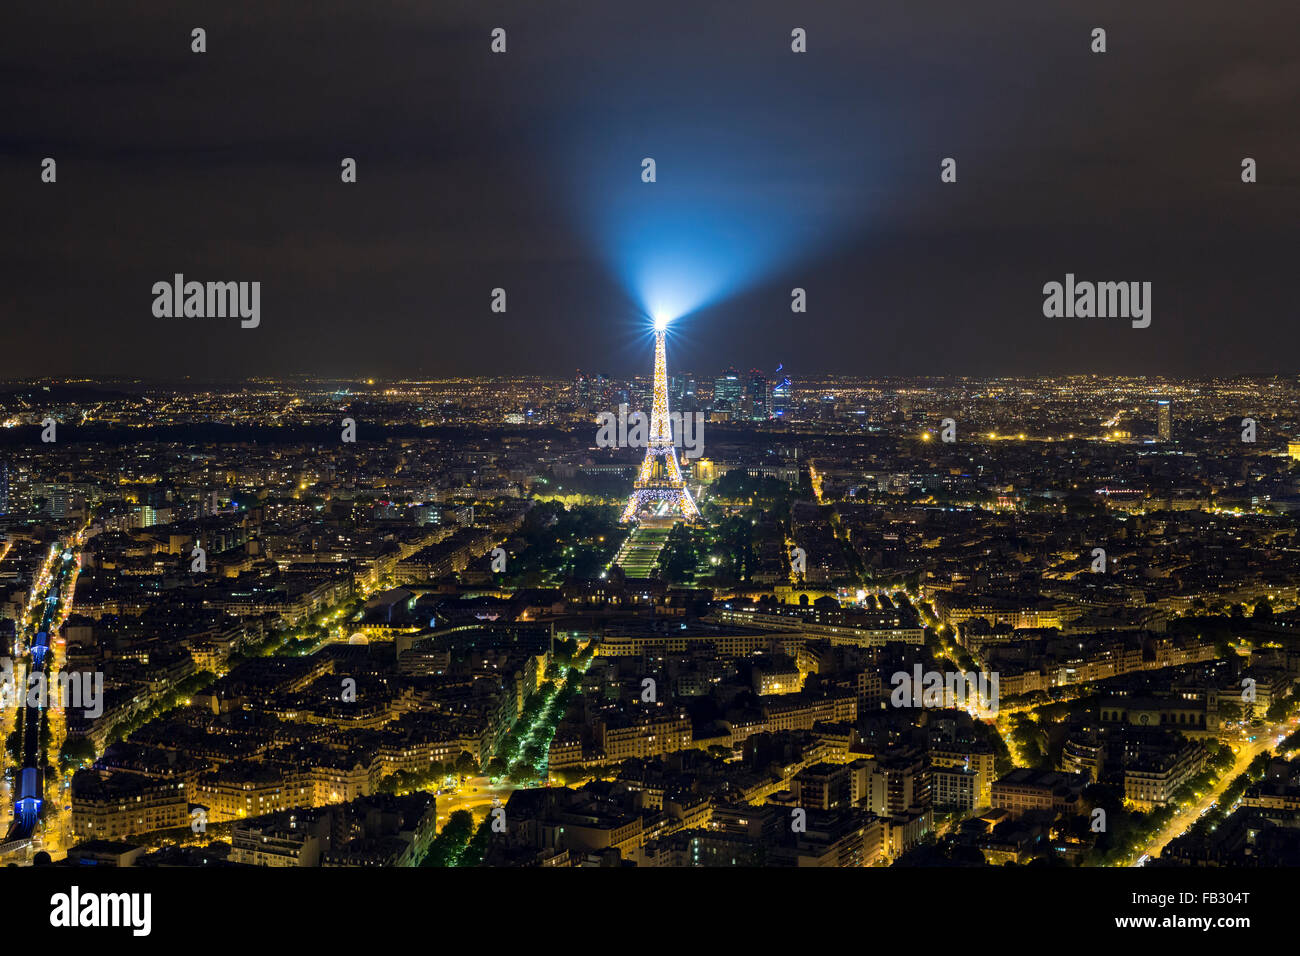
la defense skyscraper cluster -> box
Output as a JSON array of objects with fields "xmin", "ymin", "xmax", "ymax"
[{"xmin": 621, "ymin": 318, "xmax": 699, "ymax": 522}]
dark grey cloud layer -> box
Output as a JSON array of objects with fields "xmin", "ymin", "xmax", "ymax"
[{"xmin": 2, "ymin": 0, "xmax": 1297, "ymax": 379}]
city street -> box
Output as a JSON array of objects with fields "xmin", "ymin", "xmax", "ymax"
[{"xmin": 1139, "ymin": 715, "xmax": 1300, "ymax": 864}]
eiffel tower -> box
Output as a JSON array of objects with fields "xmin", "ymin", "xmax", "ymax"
[{"xmin": 620, "ymin": 320, "xmax": 700, "ymax": 523}]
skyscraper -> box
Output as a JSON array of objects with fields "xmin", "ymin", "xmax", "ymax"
[
  {"xmin": 1156, "ymin": 400, "xmax": 1172, "ymax": 441},
  {"xmin": 772, "ymin": 376, "xmax": 792, "ymax": 418},
  {"xmin": 0, "ymin": 460, "xmax": 7, "ymax": 516},
  {"xmin": 713, "ymin": 369, "xmax": 743, "ymax": 417},
  {"xmin": 747, "ymin": 370, "xmax": 770, "ymax": 420}
]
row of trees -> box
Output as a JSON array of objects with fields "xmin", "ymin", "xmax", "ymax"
[
  {"xmin": 375, "ymin": 752, "xmax": 479, "ymax": 795},
  {"xmin": 501, "ymin": 503, "xmax": 626, "ymax": 586},
  {"xmin": 101, "ymin": 670, "xmax": 217, "ymax": 753},
  {"xmin": 1085, "ymin": 742, "xmax": 1237, "ymax": 865},
  {"xmin": 420, "ymin": 809, "xmax": 476, "ymax": 867},
  {"xmin": 657, "ymin": 523, "xmax": 699, "ymax": 584},
  {"xmin": 1189, "ymin": 597, "xmax": 1275, "ymax": 619},
  {"xmin": 710, "ymin": 469, "xmax": 798, "ymax": 508}
]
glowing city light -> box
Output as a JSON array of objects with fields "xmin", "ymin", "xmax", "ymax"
[{"xmin": 621, "ymin": 319, "xmax": 699, "ymax": 523}]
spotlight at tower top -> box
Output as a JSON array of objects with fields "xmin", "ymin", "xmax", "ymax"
[{"xmin": 653, "ymin": 314, "xmax": 669, "ymax": 332}]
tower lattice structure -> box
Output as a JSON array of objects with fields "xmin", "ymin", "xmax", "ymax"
[{"xmin": 620, "ymin": 328, "xmax": 700, "ymax": 522}]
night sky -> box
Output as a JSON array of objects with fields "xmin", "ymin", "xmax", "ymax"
[{"xmin": 3, "ymin": 0, "xmax": 1298, "ymax": 380}]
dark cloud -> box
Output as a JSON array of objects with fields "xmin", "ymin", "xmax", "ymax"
[{"xmin": 1, "ymin": 0, "xmax": 1297, "ymax": 379}]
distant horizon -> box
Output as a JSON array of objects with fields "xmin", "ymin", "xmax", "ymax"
[{"xmin": 2, "ymin": 371, "xmax": 1299, "ymax": 387}]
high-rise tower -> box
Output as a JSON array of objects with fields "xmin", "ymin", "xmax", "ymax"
[
  {"xmin": 1156, "ymin": 400, "xmax": 1172, "ymax": 442},
  {"xmin": 621, "ymin": 321, "xmax": 700, "ymax": 523},
  {"xmin": 747, "ymin": 369, "xmax": 771, "ymax": 420},
  {"xmin": 772, "ymin": 375, "xmax": 792, "ymax": 418},
  {"xmin": 713, "ymin": 368, "xmax": 743, "ymax": 417}
]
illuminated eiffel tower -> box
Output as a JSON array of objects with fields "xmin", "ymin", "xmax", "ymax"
[{"xmin": 620, "ymin": 320, "xmax": 700, "ymax": 523}]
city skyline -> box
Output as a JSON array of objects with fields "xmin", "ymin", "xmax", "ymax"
[
  {"xmin": 2, "ymin": 0, "xmax": 1298, "ymax": 930},
  {"xmin": 4, "ymin": 370, "xmax": 1300, "ymax": 878}
]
